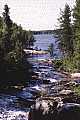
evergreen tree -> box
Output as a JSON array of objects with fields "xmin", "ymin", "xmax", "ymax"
[
  {"xmin": 2, "ymin": 4, "xmax": 12, "ymax": 53},
  {"xmin": 0, "ymin": 4, "xmax": 35, "ymax": 86},
  {"xmin": 58, "ymin": 4, "xmax": 73, "ymax": 57},
  {"xmin": 26, "ymin": 30, "xmax": 35, "ymax": 49},
  {"xmin": 73, "ymin": 0, "xmax": 80, "ymax": 70},
  {"xmin": 0, "ymin": 17, "xmax": 3, "ymax": 45},
  {"xmin": 0, "ymin": 17, "xmax": 4, "ymax": 60},
  {"xmin": 48, "ymin": 43, "xmax": 54, "ymax": 57}
]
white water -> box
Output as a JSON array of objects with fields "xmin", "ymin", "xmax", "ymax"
[{"xmin": 0, "ymin": 34, "xmax": 62, "ymax": 119}]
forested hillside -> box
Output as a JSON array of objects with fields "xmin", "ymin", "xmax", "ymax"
[
  {"xmin": 55, "ymin": 1, "xmax": 80, "ymax": 72},
  {"xmin": 0, "ymin": 4, "xmax": 35, "ymax": 87}
]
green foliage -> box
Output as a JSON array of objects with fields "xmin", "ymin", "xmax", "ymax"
[
  {"xmin": 57, "ymin": 3, "xmax": 80, "ymax": 72},
  {"xmin": 0, "ymin": 4, "xmax": 35, "ymax": 87},
  {"xmin": 74, "ymin": 85, "xmax": 80, "ymax": 96},
  {"xmin": 73, "ymin": 52, "xmax": 80, "ymax": 71},
  {"xmin": 73, "ymin": 0, "xmax": 80, "ymax": 70},
  {"xmin": 0, "ymin": 17, "xmax": 3, "ymax": 46},
  {"xmin": 26, "ymin": 30, "xmax": 35, "ymax": 48},
  {"xmin": 62, "ymin": 57, "xmax": 77, "ymax": 72},
  {"xmin": 48, "ymin": 43, "xmax": 54, "ymax": 57},
  {"xmin": 58, "ymin": 4, "xmax": 73, "ymax": 57},
  {"xmin": 53, "ymin": 57, "xmax": 77, "ymax": 72},
  {"xmin": 52, "ymin": 59, "xmax": 63, "ymax": 70},
  {"xmin": 2, "ymin": 4, "xmax": 12, "ymax": 53}
]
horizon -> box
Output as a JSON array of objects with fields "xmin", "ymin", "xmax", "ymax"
[{"xmin": 0, "ymin": 0, "xmax": 75, "ymax": 31}]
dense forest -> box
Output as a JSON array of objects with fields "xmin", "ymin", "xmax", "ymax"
[
  {"xmin": 55, "ymin": 0, "xmax": 80, "ymax": 72},
  {"xmin": 0, "ymin": 4, "xmax": 35, "ymax": 87}
]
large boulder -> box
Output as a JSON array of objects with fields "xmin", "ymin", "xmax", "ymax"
[
  {"xmin": 28, "ymin": 99, "xmax": 58, "ymax": 120},
  {"xmin": 56, "ymin": 103, "xmax": 80, "ymax": 120},
  {"xmin": 28, "ymin": 100, "xmax": 80, "ymax": 120}
]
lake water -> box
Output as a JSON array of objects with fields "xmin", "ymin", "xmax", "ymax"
[{"xmin": 33, "ymin": 34, "xmax": 62, "ymax": 59}]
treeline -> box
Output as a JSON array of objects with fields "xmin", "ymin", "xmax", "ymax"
[
  {"xmin": 32, "ymin": 30, "xmax": 56, "ymax": 35},
  {"xmin": 0, "ymin": 4, "xmax": 35, "ymax": 86},
  {"xmin": 56, "ymin": 0, "xmax": 80, "ymax": 72}
]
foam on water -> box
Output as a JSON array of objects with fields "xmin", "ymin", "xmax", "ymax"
[{"xmin": 0, "ymin": 109, "xmax": 29, "ymax": 120}]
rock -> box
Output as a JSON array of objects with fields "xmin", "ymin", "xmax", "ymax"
[
  {"xmin": 71, "ymin": 73, "xmax": 80, "ymax": 78},
  {"xmin": 28, "ymin": 99, "xmax": 58, "ymax": 120},
  {"xmin": 43, "ymin": 80, "xmax": 50, "ymax": 84},
  {"xmin": 28, "ymin": 100, "xmax": 80, "ymax": 120},
  {"xmin": 47, "ymin": 78, "xmax": 57, "ymax": 83},
  {"xmin": 56, "ymin": 103, "xmax": 80, "ymax": 120},
  {"xmin": 24, "ymin": 49, "xmax": 48, "ymax": 55},
  {"xmin": 62, "ymin": 95, "xmax": 80, "ymax": 104},
  {"xmin": 17, "ymin": 97, "xmax": 35, "ymax": 107},
  {"xmin": 59, "ymin": 89, "xmax": 74, "ymax": 96}
]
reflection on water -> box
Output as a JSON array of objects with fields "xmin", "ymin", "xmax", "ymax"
[{"xmin": 33, "ymin": 34, "xmax": 62, "ymax": 58}]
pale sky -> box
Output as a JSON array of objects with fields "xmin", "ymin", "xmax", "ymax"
[{"xmin": 0, "ymin": 0, "xmax": 75, "ymax": 30}]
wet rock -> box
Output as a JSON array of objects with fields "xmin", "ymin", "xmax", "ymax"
[
  {"xmin": 56, "ymin": 103, "xmax": 80, "ymax": 120},
  {"xmin": 17, "ymin": 97, "xmax": 36, "ymax": 108},
  {"xmin": 71, "ymin": 73, "xmax": 80, "ymax": 78},
  {"xmin": 28, "ymin": 99, "xmax": 58, "ymax": 120},
  {"xmin": 43, "ymin": 79, "xmax": 50, "ymax": 84},
  {"xmin": 59, "ymin": 89, "xmax": 74, "ymax": 96},
  {"xmin": 62, "ymin": 95, "xmax": 80, "ymax": 104},
  {"xmin": 28, "ymin": 94, "xmax": 80, "ymax": 120},
  {"xmin": 17, "ymin": 90, "xmax": 37, "ymax": 108}
]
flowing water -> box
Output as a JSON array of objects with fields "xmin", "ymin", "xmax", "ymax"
[{"xmin": 0, "ymin": 34, "xmax": 67, "ymax": 120}]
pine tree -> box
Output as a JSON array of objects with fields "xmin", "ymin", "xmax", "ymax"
[
  {"xmin": 0, "ymin": 17, "xmax": 4, "ymax": 59},
  {"xmin": 58, "ymin": 4, "xmax": 73, "ymax": 57},
  {"xmin": 73, "ymin": 0, "xmax": 80, "ymax": 70},
  {"xmin": 27, "ymin": 30, "xmax": 35, "ymax": 49},
  {"xmin": 48, "ymin": 43, "xmax": 54, "ymax": 57},
  {"xmin": 0, "ymin": 17, "xmax": 3, "ymax": 44},
  {"xmin": 2, "ymin": 4, "xmax": 12, "ymax": 53},
  {"xmin": 0, "ymin": 4, "xmax": 35, "ymax": 85}
]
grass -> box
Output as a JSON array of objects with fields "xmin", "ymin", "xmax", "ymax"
[{"xmin": 73, "ymin": 85, "xmax": 80, "ymax": 96}]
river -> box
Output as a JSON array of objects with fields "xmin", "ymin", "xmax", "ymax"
[{"xmin": 0, "ymin": 34, "xmax": 73, "ymax": 119}]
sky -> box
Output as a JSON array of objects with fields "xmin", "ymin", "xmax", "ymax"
[{"xmin": 0, "ymin": 0, "xmax": 75, "ymax": 31}]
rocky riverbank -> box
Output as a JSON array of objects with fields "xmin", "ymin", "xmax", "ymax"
[
  {"xmin": 28, "ymin": 78, "xmax": 80, "ymax": 120},
  {"xmin": 26, "ymin": 56, "xmax": 80, "ymax": 120}
]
